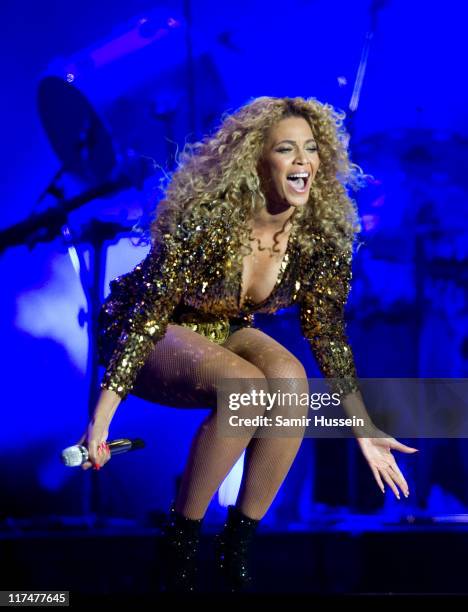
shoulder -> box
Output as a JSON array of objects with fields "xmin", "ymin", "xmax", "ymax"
[
  {"xmin": 313, "ymin": 230, "xmax": 354, "ymax": 266},
  {"xmin": 299, "ymin": 231, "xmax": 353, "ymax": 288},
  {"xmin": 151, "ymin": 206, "xmax": 203, "ymax": 246},
  {"xmin": 156, "ymin": 208, "xmax": 233, "ymax": 264}
]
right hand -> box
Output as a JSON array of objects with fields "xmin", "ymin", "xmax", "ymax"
[{"xmin": 76, "ymin": 420, "xmax": 111, "ymax": 471}]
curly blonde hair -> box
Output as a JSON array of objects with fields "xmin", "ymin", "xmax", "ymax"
[{"xmin": 150, "ymin": 96, "xmax": 362, "ymax": 258}]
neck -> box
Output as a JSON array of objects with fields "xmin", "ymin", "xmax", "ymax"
[{"xmin": 251, "ymin": 204, "xmax": 296, "ymax": 233}]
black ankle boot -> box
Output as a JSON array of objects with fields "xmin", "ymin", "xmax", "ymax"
[
  {"xmin": 215, "ymin": 505, "xmax": 260, "ymax": 592},
  {"xmin": 160, "ymin": 504, "xmax": 203, "ymax": 593}
]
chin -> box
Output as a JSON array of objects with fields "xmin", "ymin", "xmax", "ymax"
[{"xmin": 285, "ymin": 194, "xmax": 310, "ymax": 208}]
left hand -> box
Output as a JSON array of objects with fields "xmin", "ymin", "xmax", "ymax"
[{"xmin": 356, "ymin": 434, "xmax": 418, "ymax": 499}]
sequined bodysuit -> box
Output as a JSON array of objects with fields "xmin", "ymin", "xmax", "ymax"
[{"xmin": 98, "ymin": 211, "xmax": 358, "ymax": 400}]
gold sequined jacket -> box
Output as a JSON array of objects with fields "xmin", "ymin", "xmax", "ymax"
[{"xmin": 98, "ymin": 212, "xmax": 359, "ymax": 400}]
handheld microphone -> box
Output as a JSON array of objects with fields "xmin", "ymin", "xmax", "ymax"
[{"xmin": 61, "ymin": 438, "xmax": 145, "ymax": 467}]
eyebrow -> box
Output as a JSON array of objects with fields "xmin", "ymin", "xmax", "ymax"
[{"xmin": 274, "ymin": 138, "xmax": 317, "ymax": 146}]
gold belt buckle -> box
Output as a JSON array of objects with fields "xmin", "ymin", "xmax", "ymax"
[{"xmin": 179, "ymin": 313, "xmax": 230, "ymax": 344}]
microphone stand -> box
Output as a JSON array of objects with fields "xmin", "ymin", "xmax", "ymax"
[{"xmin": 1, "ymin": 166, "xmax": 141, "ymax": 527}]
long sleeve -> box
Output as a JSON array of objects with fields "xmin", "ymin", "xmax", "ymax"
[
  {"xmin": 299, "ymin": 241, "xmax": 359, "ymax": 397},
  {"xmin": 100, "ymin": 222, "xmax": 189, "ymax": 400}
]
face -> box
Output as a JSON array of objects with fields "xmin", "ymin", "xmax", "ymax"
[{"xmin": 260, "ymin": 116, "xmax": 320, "ymax": 210}]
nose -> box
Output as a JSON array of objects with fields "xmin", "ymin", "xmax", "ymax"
[{"xmin": 294, "ymin": 151, "xmax": 308, "ymax": 165}]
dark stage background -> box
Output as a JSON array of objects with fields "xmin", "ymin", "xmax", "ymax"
[{"xmin": 1, "ymin": 0, "xmax": 468, "ymax": 599}]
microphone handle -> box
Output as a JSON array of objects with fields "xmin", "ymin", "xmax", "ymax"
[{"xmin": 107, "ymin": 439, "xmax": 133, "ymax": 455}]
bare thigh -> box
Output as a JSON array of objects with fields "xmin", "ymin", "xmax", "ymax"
[{"xmin": 131, "ymin": 323, "xmax": 266, "ymax": 409}]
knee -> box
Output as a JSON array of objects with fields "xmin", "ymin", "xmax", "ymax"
[
  {"xmin": 227, "ymin": 371, "xmax": 270, "ymax": 420},
  {"xmin": 268, "ymin": 357, "xmax": 308, "ymax": 381},
  {"xmin": 266, "ymin": 362, "xmax": 310, "ymax": 421},
  {"xmin": 265, "ymin": 356, "xmax": 309, "ymax": 395},
  {"xmin": 216, "ymin": 366, "xmax": 270, "ymax": 424}
]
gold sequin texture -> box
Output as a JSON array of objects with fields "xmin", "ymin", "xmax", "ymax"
[{"xmin": 98, "ymin": 213, "xmax": 359, "ymax": 400}]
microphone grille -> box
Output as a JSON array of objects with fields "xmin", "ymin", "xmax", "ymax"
[{"xmin": 62, "ymin": 445, "xmax": 87, "ymax": 467}]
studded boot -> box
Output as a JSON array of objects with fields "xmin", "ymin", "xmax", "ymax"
[
  {"xmin": 160, "ymin": 503, "xmax": 203, "ymax": 593},
  {"xmin": 215, "ymin": 505, "xmax": 260, "ymax": 592}
]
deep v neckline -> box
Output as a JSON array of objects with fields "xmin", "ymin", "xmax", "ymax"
[{"xmin": 236, "ymin": 227, "xmax": 295, "ymax": 312}]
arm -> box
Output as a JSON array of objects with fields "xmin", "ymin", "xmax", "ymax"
[
  {"xmin": 77, "ymin": 215, "xmax": 190, "ymax": 470},
  {"xmin": 77, "ymin": 387, "xmax": 121, "ymax": 470},
  {"xmin": 299, "ymin": 242, "xmax": 392, "ymax": 427},
  {"xmin": 299, "ymin": 241, "xmax": 359, "ymax": 397},
  {"xmin": 101, "ymin": 214, "xmax": 190, "ymax": 400}
]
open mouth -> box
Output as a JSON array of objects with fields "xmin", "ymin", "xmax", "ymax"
[{"xmin": 286, "ymin": 172, "xmax": 310, "ymax": 193}]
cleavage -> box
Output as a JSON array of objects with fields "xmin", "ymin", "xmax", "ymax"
[{"xmin": 239, "ymin": 234, "xmax": 290, "ymax": 308}]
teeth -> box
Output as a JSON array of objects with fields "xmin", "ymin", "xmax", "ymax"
[{"xmin": 288, "ymin": 173, "xmax": 309, "ymax": 179}]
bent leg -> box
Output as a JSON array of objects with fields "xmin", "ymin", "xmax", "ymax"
[
  {"xmin": 131, "ymin": 324, "xmax": 269, "ymax": 519},
  {"xmin": 222, "ymin": 327, "xmax": 309, "ymax": 520},
  {"xmin": 132, "ymin": 324, "xmax": 246, "ymax": 408}
]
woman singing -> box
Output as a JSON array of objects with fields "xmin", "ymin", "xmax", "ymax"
[{"xmin": 77, "ymin": 96, "xmax": 418, "ymax": 593}]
